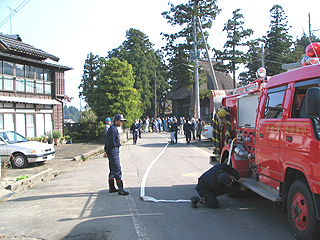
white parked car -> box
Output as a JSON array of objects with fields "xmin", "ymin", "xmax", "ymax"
[
  {"xmin": 202, "ymin": 125, "xmax": 213, "ymax": 140},
  {"xmin": 0, "ymin": 130, "xmax": 55, "ymax": 168}
]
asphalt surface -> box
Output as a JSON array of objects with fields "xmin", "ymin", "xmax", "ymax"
[
  {"xmin": 0, "ymin": 132, "xmax": 294, "ymax": 240},
  {"xmin": 0, "ymin": 142, "xmax": 105, "ymax": 201},
  {"xmin": 0, "ymin": 134, "xmax": 213, "ymax": 202}
]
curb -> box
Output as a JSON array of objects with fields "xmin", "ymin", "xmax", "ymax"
[
  {"xmin": 6, "ymin": 169, "xmax": 54, "ymax": 194},
  {"xmin": 72, "ymin": 147, "xmax": 104, "ymax": 161}
]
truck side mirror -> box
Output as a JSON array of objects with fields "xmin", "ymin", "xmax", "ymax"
[{"xmin": 306, "ymin": 87, "xmax": 320, "ymax": 117}]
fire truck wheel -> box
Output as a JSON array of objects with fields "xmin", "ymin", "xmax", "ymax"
[{"xmin": 287, "ymin": 180, "xmax": 320, "ymax": 240}]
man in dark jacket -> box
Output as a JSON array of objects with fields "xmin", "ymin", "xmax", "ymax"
[
  {"xmin": 183, "ymin": 119, "xmax": 192, "ymax": 145},
  {"xmin": 104, "ymin": 114, "xmax": 129, "ymax": 195},
  {"xmin": 130, "ymin": 119, "xmax": 140, "ymax": 145},
  {"xmin": 191, "ymin": 163, "xmax": 245, "ymax": 208}
]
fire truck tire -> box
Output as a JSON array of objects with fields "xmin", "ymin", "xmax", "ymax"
[{"xmin": 287, "ymin": 180, "xmax": 320, "ymax": 240}]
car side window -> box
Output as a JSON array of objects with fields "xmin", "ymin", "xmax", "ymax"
[{"xmin": 264, "ymin": 86, "xmax": 286, "ymax": 119}]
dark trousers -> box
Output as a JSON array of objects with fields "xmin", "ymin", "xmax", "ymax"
[
  {"xmin": 201, "ymin": 191, "xmax": 220, "ymax": 208},
  {"xmin": 132, "ymin": 131, "xmax": 138, "ymax": 140},
  {"xmin": 185, "ymin": 131, "xmax": 191, "ymax": 143},
  {"xmin": 107, "ymin": 147, "xmax": 122, "ymax": 180}
]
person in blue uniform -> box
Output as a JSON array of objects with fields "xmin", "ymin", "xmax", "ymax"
[
  {"xmin": 190, "ymin": 163, "xmax": 245, "ymax": 208},
  {"xmin": 130, "ymin": 119, "xmax": 140, "ymax": 145},
  {"xmin": 103, "ymin": 114, "xmax": 129, "ymax": 195}
]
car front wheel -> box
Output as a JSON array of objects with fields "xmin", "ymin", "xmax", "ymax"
[{"xmin": 12, "ymin": 153, "xmax": 28, "ymax": 168}]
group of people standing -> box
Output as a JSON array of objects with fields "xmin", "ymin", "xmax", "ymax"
[{"xmin": 128, "ymin": 116, "xmax": 205, "ymax": 145}]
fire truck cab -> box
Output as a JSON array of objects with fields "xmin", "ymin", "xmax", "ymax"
[{"xmin": 212, "ymin": 43, "xmax": 320, "ymax": 240}]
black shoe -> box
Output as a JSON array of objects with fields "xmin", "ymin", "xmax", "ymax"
[{"xmin": 191, "ymin": 196, "xmax": 200, "ymax": 208}]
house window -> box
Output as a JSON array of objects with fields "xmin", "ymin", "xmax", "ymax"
[
  {"xmin": 36, "ymin": 113, "xmax": 45, "ymax": 136},
  {"xmin": 0, "ymin": 114, "xmax": 3, "ymax": 130},
  {"xmin": 35, "ymin": 67, "xmax": 43, "ymax": 80},
  {"xmin": 16, "ymin": 78, "xmax": 26, "ymax": 92},
  {"xmin": 44, "ymin": 69, "xmax": 50, "ymax": 81},
  {"xmin": 3, "ymin": 61, "xmax": 14, "ymax": 75},
  {"xmin": 0, "ymin": 61, "xmax": 3, "ymax": 74},
  {"xmin": 16, "ymin": 64, "xmax": 25, "ymax": 78},
  {"xmin": 45, "ymin": 113, "xmax": 52, "ymax": 134},
  {"xmin": 3, "ymin": 76, "xmax": 14, "ymax": 91},
  {"xmin": 4, "ymin": 113, "xmax": 14, "ymax": 131},
  {"xmin": 26, "ymin": 79, "xmax": 35, "ymax": 93},
  {"xmin": 3, "ymin": 102, "xmax": 13, "ymax": 108},
  {"xmin": 36, "ymin": 80, "xmax": 44, "ymax": 94},
  {"xmin": 26, "ymin": 65, "xmax": 34, "ymax": 79},
  {"xmin": 26, "ymin": 114, "xmax": 35, "ymax": 138},
  {"xmin": 16, "ymin": 113, "xmax": 26, "ymax": 136}
]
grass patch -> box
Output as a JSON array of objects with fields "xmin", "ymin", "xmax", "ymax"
[{"xmin": 16, "ymin": 175, "xmax": 29, "ymax": 181}]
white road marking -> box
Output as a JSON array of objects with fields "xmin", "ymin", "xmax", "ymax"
[{"xmin": 140, "ymin": 141, "xmax": 191, "ymax": 203}]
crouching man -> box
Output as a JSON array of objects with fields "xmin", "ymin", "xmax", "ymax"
[{"xmin": 191, "ymin": 163, "xmax": 245, "ymax": 208}]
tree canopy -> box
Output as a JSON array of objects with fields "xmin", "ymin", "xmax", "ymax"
[
  {"xmin": 79, "ymin": 57, "xmax": 142, "ymax": 126},
  {"xmin": 214, "ymin": 9, "xmax": 253, "ymax": 87},
  {"xmin": 108, "ymin": 28, "xmax": 168, "ymax": 117}
]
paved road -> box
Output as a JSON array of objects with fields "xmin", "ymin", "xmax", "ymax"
[{"xmin": 0, "ymin": 133, "xmax": 295, "ymax": 240}]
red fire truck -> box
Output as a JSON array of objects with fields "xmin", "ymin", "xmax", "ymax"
[{"xmin": 211, "ymin": 43, "xmax": 320, "ymax": 240}]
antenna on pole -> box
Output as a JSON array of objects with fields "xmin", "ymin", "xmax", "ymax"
[{"xmin": 6, "ymin": 6, "xmax": 16, "ymax": 34}]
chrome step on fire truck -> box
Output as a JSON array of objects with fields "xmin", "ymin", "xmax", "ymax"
[{"xmin": 211, "ymin": 43, "xmax": 320, "ymax": 240}]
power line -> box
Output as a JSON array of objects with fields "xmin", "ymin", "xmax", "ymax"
[{"xmin": 0, "ymin": 0, "xmax": 30, "ymax": 28}]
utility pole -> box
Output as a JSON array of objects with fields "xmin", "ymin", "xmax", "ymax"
[
  {"xmin": 193, "ymin": 15, "xmax": 200, "ymax": 119},
  {"xmin": 197, "ymin": 16, "xmax": 219, "ymax": 90},
  {"xmin": 154, "ymin": 70, "xmax": 157, "ymax": 118},
  {"xmin": 309, "ymin": 13, "xmax": 311, "ymax": 38},
  {"xmin": 261, "ymin": 43, "xmax": 265, "ymax": 68}
]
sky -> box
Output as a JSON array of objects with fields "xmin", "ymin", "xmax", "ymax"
[{"xmin": 0, "ymin": 0, "xmax": 319, "ymax": 109}]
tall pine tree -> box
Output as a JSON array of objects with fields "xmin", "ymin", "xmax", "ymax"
[
  {"xmin": 264, "ymin": 5, "xmax": 293, "ymax": 76},
  {"xmin": 79, "ymin": 53, "xmax": 105, "ymax": 108},
  {"xmin": 215, "ymin": 9, "xmax": 253, "ymax": 88},
  {"xmin": 161, "ymin": 0, "xmax": 221, "ymax": 87}
]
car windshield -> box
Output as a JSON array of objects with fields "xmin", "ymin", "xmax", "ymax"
[{"xmin": 0, "ymin": 131, "xmax": 28, "ymax": 143}]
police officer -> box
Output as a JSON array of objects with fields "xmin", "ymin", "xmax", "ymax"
[
  {"xmin": 103, "ymin": 114, "xmax": 129, "ymax": 195},
  {"xmin": 190, "ymin": 163, "xmax": 245, "ymax": 208}
]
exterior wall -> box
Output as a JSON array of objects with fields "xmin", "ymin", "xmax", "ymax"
[
  {"xmin": 0, "ymin": 58, "xmax": 66, "ymax": 137},
  {"xmin": 53, "ymin": 103, "xmax": 63, "ymax": 132},
  {"xmin": 55, "ymin": 70, "xmax": 65, "ymax": 98}
]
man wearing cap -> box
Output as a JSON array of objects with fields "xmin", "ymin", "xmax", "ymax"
[
  {"xmin": 105, "ymin": 117, "xmax": 112, "ymax": 135},
  {"xmin": 103, "ymin": 114, "xmax": 129, "ymax": 195},
  {"xmin": 190, "ymin": 163, "xmax": 245, "ymax": 208}
]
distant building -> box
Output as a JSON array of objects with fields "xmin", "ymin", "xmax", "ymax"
[
  {"xmin": 0, "ymin": 33, "xmax": 72, "ymax": 137},
  {"xmin": 166, "ymin": 61, "xmax": 234, "ymax": 123},
  {"xmin": 64, "ymin": 119, "xmax": 75, "ymax": 124}
]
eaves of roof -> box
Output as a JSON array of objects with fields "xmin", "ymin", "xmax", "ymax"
[
  {"xmin": 0, "ymin": 51, "xmax": 72, "ymax": 71},
  {"xmin": 0, "ymin": 33, "xmax": 60, "ymax": 62}
]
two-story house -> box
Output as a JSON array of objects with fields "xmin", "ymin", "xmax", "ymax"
[{"xmin": 0, "ymin": 33, "xmax": 72, "ymax": 138}]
